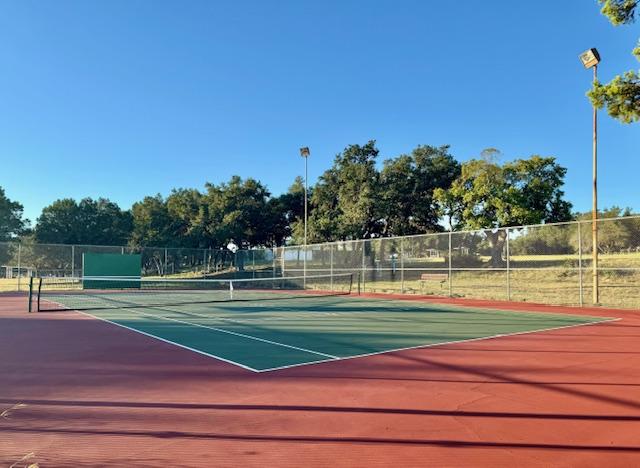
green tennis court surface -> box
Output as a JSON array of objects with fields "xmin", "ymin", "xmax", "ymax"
[{"xmin": 67, "ymin": 295, "xmax": 613, "ymax": 372}]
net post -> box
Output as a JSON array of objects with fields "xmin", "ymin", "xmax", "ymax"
[
  {"xmin": 37, "ymin": 277, "xmax": 43, "ymax": 312},
  {"xmin": 27, "ymin": 276, "xmax": 34, "ymax": 313},
  {"xmin": 506, "ymin": 227, "xmax": 511, "ymax": 301},
  {"xmin": 578, "ymin": 221, "xmax": 584, "ymax": 306}
]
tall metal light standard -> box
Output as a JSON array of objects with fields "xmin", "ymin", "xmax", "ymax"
[
  {"xmin": 579, "ymin": 48, "xmax": 601, "ymax": 304},
  {"xmin": 299, "ymin": 147, "xmax": 310, "ymax": 283}
]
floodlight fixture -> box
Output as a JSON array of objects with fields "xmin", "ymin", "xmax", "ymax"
[{"xmin": 579, "ymin": 48, "xmax": 600, "ymax": 69}]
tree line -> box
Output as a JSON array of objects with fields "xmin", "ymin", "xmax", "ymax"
[{"xmin": 1, "ymin": 140, "xmax": 605, "ymax": 250}]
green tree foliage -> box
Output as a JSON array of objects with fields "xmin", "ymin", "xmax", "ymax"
[
  {"xmin": 379, "ymin": 145, "xmax": 460, "ymax": 235},
  {"xmin": 435, "ymin": 154, "xmax": 572, "ymax": 230},
  {"xmin": 600, "ymin": 0, "xmax": 638, "ymax": 25},
  {"xmin": 166, "ymin": 189, "xmax": 207, "ymax": 247},
  {"xmin": 589, "ymin": 1, "xmax": 640, "ymax": 123},
  {"xmin": 202, "ymin": 176, "xmax": 279, "ymax": 247},
  {"xmin": 26, "ymin": 142, "xmax": 588, "ymax": 252},
  {"xmin": 0, "ymin": 187, "xmax": 28, "ymax": 241},
  {"xmin": 130, "ymin": 195, "xmax": 176, "ymax": 247},
  {"xmin": 35, "ymin": 198, "xmax": 132, "ymax": 245},
  {"xmin": 309, "ymin": 141, "xmax": 381, "ymax": 241},
  {"xmin": 434, "ymin": 153, "xmax": 573, "ymax": 264}
]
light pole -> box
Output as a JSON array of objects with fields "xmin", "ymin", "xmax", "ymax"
[
  {"xmin": 579, "ymin": 48, "xmax": 601, "ymax": 304},
  {"xmin": 299, "ymin": 147, "xmax": 310, "ymax": 283}
]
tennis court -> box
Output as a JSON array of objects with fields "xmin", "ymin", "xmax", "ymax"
[
  {"xmin": 31, "ymin": 274, "xmax": 614, "ymax": 372},
  {"xmin": 4, "ymin": 277, "xmax": 638, "ymax": 467}
]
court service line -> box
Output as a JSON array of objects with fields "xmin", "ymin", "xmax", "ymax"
[
  {"xmin": 254, "ymin": 316, "xmax": 621, "ymax": 373},
  {"xmin": 75, "ymin": 310, "xmax": 261, "ymax": 372},
  {"xmin": 114, "ymin": 307, "xmax": 339, "ymax": 359}
]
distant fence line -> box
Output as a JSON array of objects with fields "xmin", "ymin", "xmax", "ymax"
[
  {"xmin": 0, "ymin": 243, "xmax": 248, "ymax": 288},
  {"xmin": 2, "ymin": 216, "xmax": 640, "ymax": 309},
  {"xmin": 270, "ymin": 216, "xmax": 640, "ymax": 310}
]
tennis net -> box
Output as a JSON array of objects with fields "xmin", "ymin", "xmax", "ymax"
[{"xmin": 30, "ymin": 273, "xmax": 354, "ymax": 312}]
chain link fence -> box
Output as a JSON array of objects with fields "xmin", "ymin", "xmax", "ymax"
[
  {"xmin": 2, "ymin": 216, "xmax": 639, "ymax": 309},
  {"xmin": 0, "ymin": 242, "xmax": 246, "ymax": 292},
  {"xmin": 272, "ymin": 216, "xmax": 640, "ymax": 309}
]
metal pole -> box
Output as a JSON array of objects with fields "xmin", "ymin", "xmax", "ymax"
[
  {"xmin": 273, "ymin": 248, "xmax": 277, "ymax": 279},
  {"xmin": 17, "ymin": 242, "xmax": 21, "ymax": 292},
  {"xmin": 506, "ymin": 228, "xmax": 511, "ymax": 301},
  {"xmin": 252, "ymin": 250, "xmax": 256, "ymax": 279},
  {"xmin": 27, "ymin": 276, "xmax": 34, "ymax": 313},
  {"xmin": 330, "ymin": 244, "xmax": 334, "ymax": 290},
  {"xmin": 592, "ymin": 64, "xmax": 599, "ymax": 305},
  {"xmin": 578, "ymin": 221, "xmax": 584, "ymax": 306},
  {"xmin": 400, "ymin": 239, "xmax": 405, "ymax": 294},
  {"xmin": 304, "ymin": 154, "xmax": 308, "ymax": 287},
  {"xmin": 71, "ymin": 245, "xmax": 75, "ymax": 278},
  {"xmin": 164, "ymin": 248, "xmax": 168, "ymax": 277},
  {"xmin": 362, "ymin": 241, "xmax": 366, "ymax": 293},
  {"xmin": 448, "ymin": 231, "xmax": 453, "ymax": 297}
]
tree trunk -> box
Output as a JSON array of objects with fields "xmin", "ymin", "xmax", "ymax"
[{"xmin": 488, "ymin": 230, "xmax": 507, "ymax": 267}]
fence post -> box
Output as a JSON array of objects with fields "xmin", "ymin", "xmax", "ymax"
[
  {"xmin": 17, "ymin": 242, "xmax": 21, "ymax": 292},
  {"xmin": 281, "ymin": 247, "xmax": 285, "ymax": 276},
  {"xmin": 400, "ymin": 239, "xmax": 405, "ymax": 294},
  {"xmin": 164, "ymin": 248, "xmax": 168, "ymax": 277},
  {"xmin": 71, "ymin": 245, "xmax": 75, "ymax": 277},
  {"xmin": 271, "ymin": 248, "xmax": 275, "ymax": 279},
  {"xmin": 578, "ymin": 221, "xmax": 584, "ymax": 306},
  {"xmin": 362, "ymin": 241, "xmax": 366, "ymax": 293},
  {"xmin": 302, "ymin": 245, "xmax": 306, "ymax": 288},
  {"xmin": 330, "ymin": 244, "xmax": 334, "ymax": 290},
  {"xmin": 252, "ymin": 250, "xmax": 256, "ymax": 279},
  {"xmin": 448, "ymin": 231, "xmax": 453, "ymax": 297},
  {"xmin": 506, "ymin": 227, "xmax": 511, "ymax": 301}
]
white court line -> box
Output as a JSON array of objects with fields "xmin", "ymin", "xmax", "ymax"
[
  {"xmin": 254, "ymin": 316, "xmax": 621, "ymax": 373},
  {"xmin": 75, "ymin": 310, "xmax": 261, "ymax": 372},
  {"xmin": 92, "ymin": 306, "xmax": 339, "ymax": 359},
  {"xmin": 69, "ymin": 301, "xmax": 619, "ymax": 374}
]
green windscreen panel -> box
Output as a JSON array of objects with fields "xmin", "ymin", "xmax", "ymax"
[{"xmin": 82, "ymin": 253, "xmax": 141, "ymax": 289}]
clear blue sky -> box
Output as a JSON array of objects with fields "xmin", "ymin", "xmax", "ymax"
[{"xmin": 1, "ymin": 0, "xmax": 638, "ymax": 224}]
